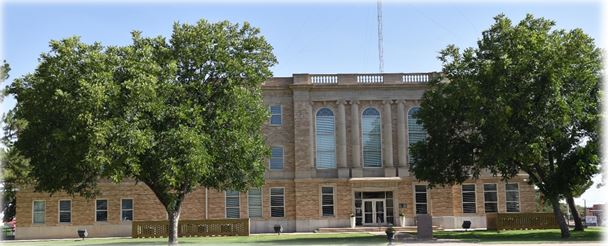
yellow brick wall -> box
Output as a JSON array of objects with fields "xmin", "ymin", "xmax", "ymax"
[{"xmin": 17, "ymin": 178, "xmax": 536, "ymax": 229}]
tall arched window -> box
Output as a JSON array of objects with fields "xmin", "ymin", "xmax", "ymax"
[
  {"xmin": 408, "ymin": 107, "xmax": 426, "ymax": 164},
  {"xmin": 362, "ymin": 107, "xmax": 382, "ymax": 167},
  {"xmin": 315, "ymin": 108, "xmax": 336, "ymax": 169}
]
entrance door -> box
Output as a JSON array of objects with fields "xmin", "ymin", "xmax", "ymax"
[{"xmin": 363, "ymin": 199, "xmax": 386, "ymax": 225}]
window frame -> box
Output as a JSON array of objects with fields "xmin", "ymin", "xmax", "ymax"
[
  {"xmin": 483, "ymin": 183, "xmax": 499, "ymax": 213},
  {"xmin": 361, "ymin": 107, "xmax": 382, "ymax": 168},
  {"xmin": 32, "ymin": 200, "xmax": 46, "ymax": 225},
  {"xmin": 320, "ymin": 186, "xmax": 336, "ymax": 217},
  {"xmin": 121, "ymin": 198, "xmax": 134, "ymax": 222},
  {"xmin": 95, "ymin": 199, "xmax": 109, "ymax": 223},
  {"xmin": 315, "ymin": 107, "xmax": 337, "ymax": 169},
  {"xmin": 58, "ymin": 199, "xmax": 72, "ymax": 224},
  {"xmin": 269, "ymin": 104, "xmax": 282, "ymax": 126},
  {"xmin": 269, "ymin": 146, "xmax": 284, "ymax": 170},
  {"xmin": 270, "ymin": 187, "xmax": 285, "ymax": 218},
  {"xmin": 247, "ymin": 188, "xmax": 263, "ymax": 218},
  {"xmin": 505, "ymin": 183, "xmax": 520, "ymax": 213},
  {"xmin": 225, "ymin": 191, "xmax": 241, "ymax": 219},
  {"xmin": 414, "ymin": 185, "xmax": 428, "ymax": 215},
  {"xmin": 461, "ymin": 184, "xmax": 477, "ymax": 214}
]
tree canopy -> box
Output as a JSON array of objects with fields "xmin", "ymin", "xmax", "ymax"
[
  {"xmin": 6, "ymin": 20, "xmax": 277, "ymax": 245},
  {"xmin": 410, "ymin": 14, "xmax": 601, "ymax": 238}
]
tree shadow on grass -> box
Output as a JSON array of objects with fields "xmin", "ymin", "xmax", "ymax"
[
  {"xmin": 236, "ymin": 235, "xmax": 387, "ymax": 245},
  {"xmin": 90, "ymin": 235, "xmax": 388, "ymax": 245}
]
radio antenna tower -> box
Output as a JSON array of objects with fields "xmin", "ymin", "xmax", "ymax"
[{"xmin": 377, "ymin": 0, "xmax": 384, "ymax": 73}]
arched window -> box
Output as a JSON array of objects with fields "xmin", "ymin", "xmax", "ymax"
[
  {"xmin": 408, "ymin": 107, "xmax": 426, "ymax": 164},
  {"xmin": 362, "ymin": 108, "xmax": 381, "ymax": 167},
  {"xmin": 315, "ymin": 108, "xmax": 336, "ymax": 169}
]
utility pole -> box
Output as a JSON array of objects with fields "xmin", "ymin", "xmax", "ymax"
[{"xmin": 377, "ymin": 0, "xmax": 384, "ymax": 73}]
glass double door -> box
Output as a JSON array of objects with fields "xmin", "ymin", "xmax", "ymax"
[{"xmin": 363, "ymin": 199, "xmax": 385, "ymax": 225}]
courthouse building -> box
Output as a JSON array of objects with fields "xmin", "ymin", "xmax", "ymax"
[{"xmin": 15, "ymin": 73, "xmax": 535, "ymax": 239}]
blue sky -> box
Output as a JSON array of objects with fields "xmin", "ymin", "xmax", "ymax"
[{"xmin": 1, "ymin": 1, "xmax": 605, "ymax": 206}]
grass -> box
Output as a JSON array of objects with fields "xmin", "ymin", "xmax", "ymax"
[
  {"xmin": 432, "ymin": 227, "xmax": 604, "ymax": 242},
  {"xmin": 2, "ymin": 233, "xmax": 387, "ymax": 246},
  {"xmin": 3, "ymin": 227, "xmax": 604, "ymax": 245}
]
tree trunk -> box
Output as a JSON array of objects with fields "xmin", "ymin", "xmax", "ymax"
[
  {"xmin": 168, "ymin": 207, "xmax": 182, "ymax": 245},
  {"xmin": 566, "ymin": 195, "xmax": 584, "ymax": 231},
  {"xmin": 549, "ymin": 196, "xmax": 570, "ymax": 238}
]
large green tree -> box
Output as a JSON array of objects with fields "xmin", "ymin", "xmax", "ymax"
[
  {"xmin": 6, "ymin": 20, "xmax": 276, "ymax": 245},
  {"xmin": 0, "ymin": 60, "xmax": 23, "ymax": 223},
  {"xmin": 410, "ymin": 14, "xmax": 601, "ymax": 239}
]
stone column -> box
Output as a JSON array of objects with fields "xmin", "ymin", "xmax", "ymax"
[
  {"xmin": 383, "ymin": 100, "xmax": 396, "ymax": 177},
  {"xmin": 397, "ymin": 100, "xmax": 408, "ymax": 177},
  {"xmin": 309, "ymin": 102, "xmax": 315, "ymax": 171},
  {"xmin": 336, "ymin": 100, "xmax": 349, "ymax": 178},
  {"xmin": 350, "ymin": 100, "xmax": 362, "ymax": 177}
]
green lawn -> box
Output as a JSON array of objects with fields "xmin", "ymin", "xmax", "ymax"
[
  {"xmin": 3, "ymin": 233, "xmax": 387, "ymax": 246},
  {"xmin": 432, "ymin": 227, "xmax": 604, "ymax": 242},
  {"xmin": 3, "ymin": 228, "xmax": 604, "ymax": 245}
]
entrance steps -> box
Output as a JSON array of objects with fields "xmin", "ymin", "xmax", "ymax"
[{"xmin": 317, "ymin": 225, "xmax": 441, "ymax": 233}]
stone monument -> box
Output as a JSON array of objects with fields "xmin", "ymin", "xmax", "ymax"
[{"xmin": 416, "ymin": 214, "xmax": 433, "ymax": 239}]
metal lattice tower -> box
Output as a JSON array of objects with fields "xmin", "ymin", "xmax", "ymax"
[{"xmin": 377, "ymin": 0, "xmax": 384, "ymax": 73}]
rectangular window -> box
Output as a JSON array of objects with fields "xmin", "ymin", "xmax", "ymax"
[
  {"xmin": 33, "ymin": 200, "xmax": 45, "ymax": 224},
  {"xmin": 96, "ymin": 199, "xmax": 108, "ymax": 222},
  {"xmin": 270, "ymin": 105, "xmax": 282, "ymax": 125},
  {"xmin": 462, "ymin": 184, "xmax": 476, "ymax": 213},
  {"xmin": 415, "ymin": 185, "xmax": 428, "ymax": 214},
  {"xmin": 59, "ymin": 200, "xmax": 71, "ymax": 223},
  {"xmin": 248, "ymin": 188, "xmax": 262, "ymax": 218},
  {"xmin": 483, "ymin": 184, "xmax": 498, "ymax": 213},
  {"xmin": 225, "ymin": 191, "xmax": 240, "ymax": 219},
  {"xmin": 121, "ymin": 199, "xmax": 133, "ymax": 221},
  {"xmin": 506, "ymin": 183, "xmax": 520, "ymax": 212},
  {"xmin": 321, "ymin": 187, "xmax": 334, "ymax": 216},
  {"xmin": 270, "ymin": 187, "xmax": 285, "ymax": 218},
  {"xmin": 270, "ymin": 146, "xmax": 284, "ymax": 170}
]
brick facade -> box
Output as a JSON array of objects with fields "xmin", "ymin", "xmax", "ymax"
[{"xmin": 15, "ymin": 73, "xmax": 537, "ymax": 239}]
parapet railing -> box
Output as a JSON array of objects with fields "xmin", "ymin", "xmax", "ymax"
[
  {"xmin": 132, "ymin": 218, "xmax": 250, "ymax": 238},
  {"xmin": 302, "ymin": 72, "xmax": 438, "ymax": 85}
]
